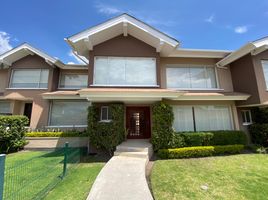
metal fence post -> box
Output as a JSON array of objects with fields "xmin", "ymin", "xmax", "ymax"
[
  {"xmin": 62, "ymin": 142, "xmax": 69, "ymax": 177},
  {"xmin": 0, "ymin": 154, "xmax": 6, "ymax": 200}
]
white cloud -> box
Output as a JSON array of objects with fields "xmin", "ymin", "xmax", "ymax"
[
  {"xmin": 205, "ymin": 14, "xmax": 215, "ymax": 23},
  {"xmin": 234, "ymin": 26, "xmax": 248, "ymax": 34},
  {"xmin": 68, "ymin": 50, "xmax": 88, "ymax": 64},
  {"xmin": 95, "ymin": 3, "xmax": 122, "ymax": 15},
  {"xmin": 67, "ymin": 61, "xmax": 75, "ymax": 64},
  {"xmin": 0, "ymin": 31, "xmax": 12, "ymax": 54}
]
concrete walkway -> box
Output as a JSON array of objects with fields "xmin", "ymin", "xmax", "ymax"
[{"xmin": 87, "ymin": 140, "xmax": 154, "ymax": 200}]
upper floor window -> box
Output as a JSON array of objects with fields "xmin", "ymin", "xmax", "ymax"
[
  {"xmin": 10, "ymin": 69, "xmax": 49, "ymax": 89},
  {"xmin": 262, "ymin": 60, "xmax": 268, "ymax": 89},
  {"xmin": 59, "ymin": 73, "xmax": 88, "ymax": 89},
  {"xmin": 166, "ymin": 66, "xmax": 217, "ymax": 89},
  {"xmin": 94, "ymin": 56, "xmax": 157, "ymax": 86}
]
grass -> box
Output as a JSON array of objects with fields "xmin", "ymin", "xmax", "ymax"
[
  {"xmin": 4, "ymin": 150, "xmax": 106, "ymax": 200},
  {"xmin": 150, "ymin": 154, "xmax": 268, "ymax": 200}
]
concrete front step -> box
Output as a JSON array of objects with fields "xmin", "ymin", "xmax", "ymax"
[{"xmin": 114, "ymin": 139, "xmax": 153, "ymax": 160}]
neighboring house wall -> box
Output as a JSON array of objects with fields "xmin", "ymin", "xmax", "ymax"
[
  {"xmin": 0, "ymin": 69, "xmax": 8, "ymax": 93},
  {"xmin": 252, "ymin": 50, "xmax": 268, "ymax": 104},
  {"xmin": 230, "ymin": 54, "xmax": 260, "ymax": 106},
  {"xmin": 160, "ymin": 57, "xmax": 233, "ymax": 91},
  {"xmin": 88, "ymin": 34, "xmax": 160, "ymax": 87},
  {"xmin": 3, "ymin": 55, "xmax": 58, "ymax": 128}
]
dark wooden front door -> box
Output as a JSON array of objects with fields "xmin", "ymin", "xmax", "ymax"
[{"xmin": 126, "ymin": 107, "xmax": 151, "ymax": 139}]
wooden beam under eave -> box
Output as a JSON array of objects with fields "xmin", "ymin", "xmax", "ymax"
[
  {"xmin": 84, "ymin": 38, "xmax": 93, "ymax": 50},
  {"xmin": 123, "ymin": 22, "xmax": 128, "ymax": 37}
]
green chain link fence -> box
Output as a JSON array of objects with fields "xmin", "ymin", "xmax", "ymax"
[{"xmin": 0, "ymin": 142, "xmax": 83, "ymax": 200}]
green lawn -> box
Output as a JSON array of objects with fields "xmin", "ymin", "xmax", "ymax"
[
  {"xmin": 151, "ymin": 154, "xmax": 268, "ymax": 200},
  {"xmin": 4, "ymin": 151, "xmax": 106, "ymax": 200}
]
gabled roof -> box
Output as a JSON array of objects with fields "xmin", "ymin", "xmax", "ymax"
[
  {"xmin": 0, "ymin": 43, "xmax": 65, "ymax": 68},
  {"xmin": 65, "ymin": 13, "xmax": 180, "ymax": 57},
  {"xmin": 217, "ymin": 36, "xmax": 268, "ymax": 67}
]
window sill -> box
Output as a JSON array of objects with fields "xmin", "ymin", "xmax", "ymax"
[
  {"xmin": 58, "ymin": 87, "xmax": 87, "ymax": 90},
  {"xmin": 99, "ymin": 120, "xmax": 112, "ymax": 123},
  {"xmin": 167, "ymin": 88, "xmax": 224, "ymax": 91},
  {"xmin": 45, "ymin": 125, "xmax": 88, "ymax": 128},
  {"xmin": 90, "ymin": 84, "xmax": 160, "ymax": 88},
  {"xmin": 6, "ymin": 88, "xmax": 48, "ymax": 90},
  {"xmin": 242, "ymin": 123, "xmax": 252, "ymax": 126}
]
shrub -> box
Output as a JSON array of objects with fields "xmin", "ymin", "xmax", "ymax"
[
  {"xmin": 249, "ymin": 124, "xmax": 268, "ymax": 147},
  {"xmin": 158, "ymin": 146, "xmax": 214, "ymax": 159},
  {"xmin": 213, "ymin": 145, "xmax": 244, "ymax": 154},
  {"xmin": 25, "ymin": 130, "xmax": 88, "ymax": 137},
  {"xmin": 179, "ymin": 132, "xmax": 213, "ymax": 146},
  {"xmin": 151, "ymin": 102, "xmax": 174, "ymax": 150},
  {"xmin": 88, "ymin": 103, "xmax": 126, "ymax": 155},
  {"xmin": 158, "ymin": 145, "xmax": 245, "ymax": 159},
  {"xmin": 209, "ymin": 131, "xmax": 247, "ymax": 145},
  {"xmin": 170, "ymin": 131, "xmax": 247, "ymax": 148},
  {"xmin": 168, "ymin": 133, "xmax": 186, "ymax": 148},
  {"xmin": 0, "ymin": 115, "xmax": 29, "ymax": 153}
]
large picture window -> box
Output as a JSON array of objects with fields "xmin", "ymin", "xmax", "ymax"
[
  {"xmin": 10, "ymin": 69, "xmax": 49, "ymax": 88},
  {"xmin": 94, "ymin": 56, "xmax": 157, "ymax": 86},
  {"xmin": 59, "ymin": 73, "xmax": 88, "ymax": 89},
  {"xmin": 49, "ymin": 101, "xmax": 89, "ymax": 126},
  {"xmin": 172, "ymin": 105, "xmax": 232, "ymax": 132},
  {"xmin": 166, "ymin": 66, "xmax": 217, "ymax": 89}
]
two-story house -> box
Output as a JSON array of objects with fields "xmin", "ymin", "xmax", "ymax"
[{"xmin": 0, "ymin": 13, "xmax": 266, "ymax": 139}]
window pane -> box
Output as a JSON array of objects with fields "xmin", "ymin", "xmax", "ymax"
[
  {"xmin": 166, "ymin": 68, "xmax": 191, "ymax": 88},
  {"xmin": 94, "ymin": 57, "xmax": 156, "ymax": 86},
  {"xmin": 206, "ymin": 67, "xmax": 217, "ymax": 88},
  {"xmin": 50, "ymin": 101, "xmax": 88, "ymax": 126},
  {"xmin": 0, "ymin": 102, "xmax": 11, "ymax": 114},
  {"xmin": 194, "ymin": 105, "xmax": 232, "ymax": 131},
  {"xmin": 190, "ymin": 67, "xmax": 206, "ymax": 88},
  {"xmin": 125, "ymin": 58, "xmax": 156, "ymax": 85},
  {"xmin": 172, "ymin": 106, "xmax": 194, "ymax": 131},
  {"xmin": 40, "ymin": 69, "xmax": 49, "ymax": 88},
  {"xmin": 10, "ymin": 69, "xmax": 49, "ymax": 88},
  {"xmin": 94, "ymin": 57, "xmax": 109, "ymax": 84},
  {"xmin": 101, "ymin": 107, "xmax": 108, "ymax": 121},
  {"xmin": 262, "ymin": 61, "xmax": 268, "ymax": 88},
  {"xmin": 108, "ymin": 57, "xmax": 126, "ymax": 85},
  {"xmin": 60, "ymin": 74, "xmax": 88, "ymax": 88}
]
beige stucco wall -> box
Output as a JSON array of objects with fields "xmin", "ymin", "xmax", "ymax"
[
  {"xmin": 160, "ymin": 57, "xmax": 234, "ymax": 91},
  {"xmin": 0, "ymin": 69, "xmax": 8, "ymax": 93}
]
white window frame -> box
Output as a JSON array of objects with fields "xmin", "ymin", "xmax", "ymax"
[
  {"xmin": 100, "ymin": 106, "xmax": 112, "ymax": 122},
  {"xmin": 9, "ymin": 68, "xmax": 49, "ymax": 89},
  {"xmin": 165, "ymin": 64, "xmax": 220, "ymax": 90},
  {"xmin": 241, "ymin": 110, "xmax": 252, "ymax": 126},
  {"xmin": 261, "ymin": 60, "xmax": 268, "ymax": 90},
  {"xmin": 58, "ymin": 72, "xmax": 88, "ymax": 89},
  {"xmin": 172, "ymin": 104, "xmax": 234, "ymax": 132},
  {"xmin": 92, "ymin": 56, "xmax": 158, "ymax": 87}
]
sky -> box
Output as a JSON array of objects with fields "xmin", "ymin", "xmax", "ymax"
[{"xmin": 0, "ymin": 0, "xmax": 268, "ymax": 64}]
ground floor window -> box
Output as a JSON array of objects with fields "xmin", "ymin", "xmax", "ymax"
[
  {"xmin": 172, "ymin": 105, "xmax": 233, "ymax": 132},
  {"xmin": 49, "ymin": 101, "xmax": 89, "ymax": 127},
  {"xmin": 241, "ymin": 110, "xmax": 252, "ymax": 125},
  {"xmin": 100, "ymin": 106, "xmax": 112, "ymax": 122},
  {"xmin": 0, "ymin": 101, "xmax": 12, "ymax": 115}
]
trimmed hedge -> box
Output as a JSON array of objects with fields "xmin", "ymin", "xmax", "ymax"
[
  {"xmin": 249, "ymin": 124, "xmax": 268, "ymax": 147},
  {"xmin": 88, "ymin": 103, "xmax": 126, "ymax": 155},
  {"xmin": 158, "ymin": 145, "xmax": 245, "ymax": 159},
  {"xmin": 0, "ymin": 115, "xmax": 29, "ymax": 153},
  {"xmin": 25, "ymin": 131, "xmax": 88, "ymax": 137},
  {"xmin": 171, "ymin": 131, "xmax": 247, "ymax": 148},
  {"xmin": 151, "ymin": 102, "xmax": 174, "ymax": 150}
]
